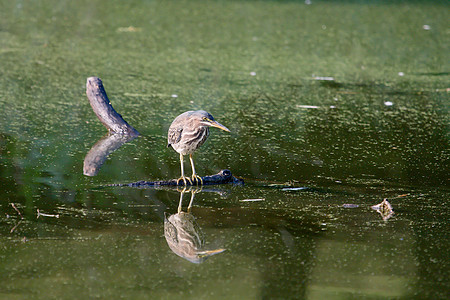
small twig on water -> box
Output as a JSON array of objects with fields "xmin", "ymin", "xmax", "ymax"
[
  {"xmin": 10, "ymin": 220, "xmax": 23, "ymax": 233},
  {"xmin": 10, "ymin": 203, "xmax": 23, "ymax": 219},
  {"xmin": 36, "ymin": 209, "xmax": 60, "ymax": 219},
  {"xmin": 395, "ymin": 194, "xmax": 409, "ymax": 198},
  {"xmin": 240, "ymin": 198, "xmax": 265, "ymax": 202}
]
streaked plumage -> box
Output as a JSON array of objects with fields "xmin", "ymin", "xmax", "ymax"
[
  {"xmin": 164, "ymin": 187, "xmax": 225, "ymax": 263},
  {"xmin": 164, "ymin": 212, "xmax": 226, "ymax": 263},
  {"xmin": 168, "ymin": 110, "xmax": 230, "ymax": 185}
]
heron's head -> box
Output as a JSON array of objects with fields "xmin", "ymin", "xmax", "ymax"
[{"xmin": 195, "ymin": 110, "xmax": 230, "ymax": 132}]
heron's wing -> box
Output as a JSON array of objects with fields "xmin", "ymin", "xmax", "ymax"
[
  {"xmin": 164, "ymin": 218, "xmax": 178, "ymax": 244},
  {"xmin": 168, "ymin": 127, "xmax": 183, "ymax": 147}
]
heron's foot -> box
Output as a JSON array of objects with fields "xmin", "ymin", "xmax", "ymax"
[
  {"xmin": 176, "ymin": 186, "xmax": 189, "ymax": 193},
  {"xmin": 191, "ymin": 174, "xmax": 203, "ymax": 185},
  {"xmin": 176, "ymin": 176, "xmax": 192, "ymax": 186}
]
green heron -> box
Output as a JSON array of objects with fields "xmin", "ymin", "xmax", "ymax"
[{"xmin": 168, "ymin": 110, "xmax": 230, "ymax": 185}]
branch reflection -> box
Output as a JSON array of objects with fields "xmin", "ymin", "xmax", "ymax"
[
  {"xmin": 164, "ymin": 187, "xmax": 226, "ymax": 263},
  {"xmin": 83, "ymin": 133, "xmax": 138, "ymax": 176}
]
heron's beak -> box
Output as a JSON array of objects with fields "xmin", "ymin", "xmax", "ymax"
[
  {"xmin": 198, "ymin": 248, "xmax": 226, "ymax": 258},
  {"xmin": 208, "ymin": 120, "xmax": 231, "ymax": 132}
]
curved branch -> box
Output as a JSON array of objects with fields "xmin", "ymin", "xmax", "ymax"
[{"xmin": 86, "ymin": 77, "xmax": 140, "ymax": 136}]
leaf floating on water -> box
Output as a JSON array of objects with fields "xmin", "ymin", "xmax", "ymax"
[{"xmin": 371, "ymin": 199, "xmax": 394, "ymax": 221}]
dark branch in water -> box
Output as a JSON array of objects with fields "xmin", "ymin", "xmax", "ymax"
[
  {"xmin": 86, "ymin": 77, "xmax": 140, "ymax": 136},
  {"xmin": 110, "ymin": 169, "xmax": 244, "ymax": 187}
]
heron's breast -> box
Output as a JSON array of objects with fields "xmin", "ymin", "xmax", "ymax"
[{"xmin": 172, "ymin": 127, "xmax": 209, "ymax": 155}]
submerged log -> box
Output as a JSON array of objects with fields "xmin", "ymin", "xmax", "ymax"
[
  {"xmin": 110, "ymin": 169, "xmax": 244, "ymax": 187},
  {"xmin": 86, "ymin": 77, "xmax": 140, "ymax": 136}
]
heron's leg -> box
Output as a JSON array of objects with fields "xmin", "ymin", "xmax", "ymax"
[
  {"xmin": 187, "ymin": 186, "xmax": 202, "ymax": 213},
  {"xmin": 189, "ymin": 154, "xmax": 203, "ymax": 185},
  {"xmin": 187, "ymin": 190, "xmax": 195, "ymax": 213},
  {"xmin": 177, "ymin": 154, "xmax": 192, "ymax": 186},
  {"xmin": 177, "ymin": 187, "xmax": 187, "ymax": 213}
]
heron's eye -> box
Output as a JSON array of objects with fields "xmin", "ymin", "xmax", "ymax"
[{"xmin": 202, "ymin": 117, "xmax": 208, "ymax": 121}]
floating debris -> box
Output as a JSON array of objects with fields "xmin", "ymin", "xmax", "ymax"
[
  {"xmin": 116, "ymin": 26, "xmax": 142, "ymax": 32},
  {"xmin": 296, "ymin": 105, "xmax": 319, "ymax": 109},
  {"xmin": 398, "ymin": 72, "xmax": 405, "ymax": 76},
  {"xmin": 342, "ymin": 204, "xmax": 359, "ymax": 208},
  {"xmin": 10, "ymin": 203, "xmax": 23, "ymax": 219},
  {"xmin": 37, "ymin": 209, "xmax": 60, "ymax": 219},
  {"xmin": 396, "ymin": 194, "xmax": 409, "ymax": 198},
  {"xmin": 313, "ymin": 76, "xmax": 334, "ymax": 81},
  {"xmin": 240, "ymin": 198, "xmax": 265, "ymax": 202},
  {"xmin": 250, "ymin": 72, "xmax": 256, "ymax": 76},
  {"xmin": 281, "ymin": 187, "xmax": 308, "ymax": 191},
  {"xmin": 384, "ymin": 101, "xmax": 394, "ymax": 106},
  {"xmin": 371, "ymin": 199, "xmax": 394, "ymax": 221},
  {"xmin": 10, "ymin": 220, "xmax": 23, "ymax": 233},
  {"xmin": 423, "ymin": 25, "xmax": 431, "ymax": 30}
]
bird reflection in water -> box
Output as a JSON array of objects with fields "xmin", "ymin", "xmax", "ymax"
[{"xmin": 164, "ymin": 187, "xmax": 225, "ymax": 263}]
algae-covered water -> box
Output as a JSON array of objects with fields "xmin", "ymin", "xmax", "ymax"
[{"xmin": 0, "ymin": 0, "xmax": 449, "ymax": 299}]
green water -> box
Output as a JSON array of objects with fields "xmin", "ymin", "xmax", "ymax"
[{"xmin": 0, "ymin": 0, "xmax": 449, "ymax": 299}]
